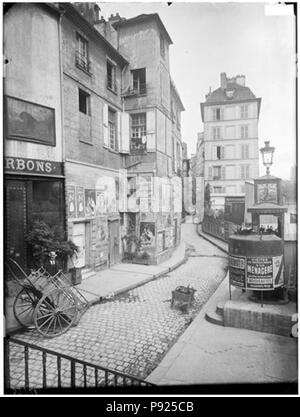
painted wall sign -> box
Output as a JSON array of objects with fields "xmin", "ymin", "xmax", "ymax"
[
  {"xmin": 5, "ymin": 96, "xmax": 56, "ymax": 145},
  {"xmin": 85, "ymin": 189, "xmax": 96, "ymax": 217},
  {"xmin": 5, "ymin": 156, "xmax": 63, "ymax": 177},
  {"xmin": 76, "ymin": 186, "xmax": 85, "ymax": 218},
  {"xmin": 67, "ymin": 185, "xmax": 76, "ymax": 218}
]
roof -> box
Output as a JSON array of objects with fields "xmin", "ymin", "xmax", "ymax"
[
  {"xmin": 200, "ymin": 83, "xmax": 262, "ymax": 121},
  {"xmin": 170, "ymin": 78, "xmax": 185, "ymax": 111},
  {"xmin": 112, "ymin": 13, "xmax": 173, "ymax": 44},
  {"xmin": 206, "ymin": 82, "xmax": 256, "ymax": 103}
]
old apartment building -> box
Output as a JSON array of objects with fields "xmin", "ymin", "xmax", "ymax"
[
  {"xmin": 3, "ymin": 3, "xmax": 184, "ymax": 275},
  {"xmin": 200, "ymin": 73, "xmax": 261, "ymax": 203}
]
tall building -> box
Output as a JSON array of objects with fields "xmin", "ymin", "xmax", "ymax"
[
  {"xmin": 3, "ymin": 3, "xmax": 184, "ymax": 274},
  {"xmin": 200, "ymin": 73, "xmax": 261, "ymax": 202}
]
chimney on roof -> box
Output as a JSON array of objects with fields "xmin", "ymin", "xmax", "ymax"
[
  {"xmin": 236, "ymin": 75, "xmax": 246, "ymax": 86},
  {"xmin": 220, "ymin": 72, "xmax": 227, "ymax": 90},
  {"xmin": 108, "ymin": 12, "xmax": 123, "ymax": 24}
]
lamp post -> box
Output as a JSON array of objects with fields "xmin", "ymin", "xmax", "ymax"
[{"xmin": 260, "ymin": 140, "xmax": 275, "ymax": 175}]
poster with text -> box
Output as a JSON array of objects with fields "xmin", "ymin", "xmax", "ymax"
[
  {"xmin": 76, "ymin": 186, "xmax": 85, "ymax": 218},
  {"xmin": 67, "ymin": 185, "xmax": 76, "ymax": 218}
]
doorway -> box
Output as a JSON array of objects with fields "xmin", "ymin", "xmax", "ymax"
[{"xmin": 108, "ymin": 219, "xmax": 120, "ymax": 266}]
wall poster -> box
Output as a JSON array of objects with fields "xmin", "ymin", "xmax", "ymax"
[
  {"xmin": 67, "ymin": 185, "xmax": 76, "ymax": 218},
  {"xmin": 76, "ymin": 186, "xmax": 85, "ymax": 218},
  {"xmin": 85, "ymin": 189, "xmax": 96, "ymax": 217}
]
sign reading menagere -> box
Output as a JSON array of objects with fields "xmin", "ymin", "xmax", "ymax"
[{"xmin": 5, "ymin": 156, "xmax": 63, "ymax": 177}]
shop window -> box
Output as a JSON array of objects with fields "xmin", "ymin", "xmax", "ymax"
[
  {"xmin": 131, "ymin": 113, "xmax": 147, "ymax": 154},
  {"xmin": 78, "ymin": 89, "xmax": 90, "ymax": 115},
  {"xmin": 132, "ymin": 68, "xmax": 146, "ymax": 95},
  {"xmin": 107, "ymin": 60, "xmax": 117, "ymax": 92}
]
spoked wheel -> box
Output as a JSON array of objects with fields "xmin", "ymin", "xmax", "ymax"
[
  {"xmin": 33, "ymin": 288, "xmax": 78, "ymax": 338},
  {"xmin": 13, "ymin": 287, "xmax": 40, "ymax": 328}
]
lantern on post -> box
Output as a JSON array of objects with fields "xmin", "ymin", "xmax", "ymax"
[{"xmin": 260, "ymin": 140, "xmax": 275, "ymax": 175}]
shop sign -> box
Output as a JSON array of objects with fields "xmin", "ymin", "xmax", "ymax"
[{"xmin": 5, "ymin": 156, "xmax": 63, "ymax": 177}]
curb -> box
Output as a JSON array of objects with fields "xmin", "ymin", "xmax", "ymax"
[
  {"xmin": 87, "ymin": 254, "xmax": 188, "ymax": 305},
  {"xmin": 197, "ymin": 228, "xmax": 228, "ymax": 254}
]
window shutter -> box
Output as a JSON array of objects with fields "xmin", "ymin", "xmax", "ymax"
[
  {"xmin": 221, "ymin": 146, "xmax": 225, "ymax": 159},
  {"xmin": 208, "ymin": 166, "xmax": 212, "ymax": 180},
  {"xmin": 120, "ymin": 112, "xmax": 130, "ymax": 153},
  {"xmin": 116, "ymin": 111, "xmax": 121, "ymax": 151},
  {"xmin": 146, "ymin": 110, "xmax": 156, "ymax": 149},
  {"xmin": 103, "ymin": 103, "xmax": 109, "ymax": 147},
  {"xmin": 221, "ymin": 166, "xmax": 226, "ymax": 180}
]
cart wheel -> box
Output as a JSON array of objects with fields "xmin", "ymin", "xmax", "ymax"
[
  {"xmin": 33, "ymin": 288, "xmax": 78, "ymax": 338},
  {"xmin": 13, "ymin": 287, "xmax": 39, "ymax": 328}
]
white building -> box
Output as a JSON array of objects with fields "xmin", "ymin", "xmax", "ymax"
[{"xmin": 200, "ymin": 73, "xmax": 261, "ymax": 201}]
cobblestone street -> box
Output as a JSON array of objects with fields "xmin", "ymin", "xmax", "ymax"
[{"xmin": 8, "ymin": 224, "xmax": 228, "ymax": 389}]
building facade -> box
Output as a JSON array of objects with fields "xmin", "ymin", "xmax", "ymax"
[
  {"xmin": 200, "ymin": 73, "xmax": 261, "ymax": 203},
  {"xmin": 4, "ymin": 3, "xmax": 64, "ymax": 269}
]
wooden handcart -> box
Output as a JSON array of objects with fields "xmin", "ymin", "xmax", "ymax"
[{"xmin": 6, "ymin": 258, "xmax": 89, "ymax": 338}]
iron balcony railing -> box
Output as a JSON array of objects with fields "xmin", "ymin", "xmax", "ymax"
[
  {"xmin": 4, "ymin": 337, "xmax": 155, "ymax": 392},
  {"xmin": 75, "ymin": 51, "xmax": 91, "ymax": 73}
]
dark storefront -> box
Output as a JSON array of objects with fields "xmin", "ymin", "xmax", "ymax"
[{"xmin": 4, "ymin": 156, "xmax": 65, "ymax": 269}]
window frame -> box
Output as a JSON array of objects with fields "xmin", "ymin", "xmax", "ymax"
[
  {"xmin": 107, "ymin": 60, "xmax": 117, "ymax": 93},
  {"xmin": 131, "ymin": 68, "xmax": 147, "ymax": 95},
  {"xmin": 76, "ymin": 32, "xmax": 90, "ymax": 73},
  {"xmin": 108, "ymin": 108, "xmax": 118, "ymax": 151},
  {"xmin": 78, "ymin": 88, "xmax": 90, "ymax": 115},
  {"xmin": 130, "ymin": 112, "xmax": 147, "ymax": 154}
]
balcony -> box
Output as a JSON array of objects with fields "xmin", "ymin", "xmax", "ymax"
[{"xmin": 122, "ymin": 84, "xmax": 147, "ymax": 98}]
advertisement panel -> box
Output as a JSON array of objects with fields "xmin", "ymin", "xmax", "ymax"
[
  {"xmin": 229, "ymin": 255, "xmax": 246, "ymax": 288},
  {"xmin": 246, "ymin": 257, "xmax": 273, "ymax": 290}
]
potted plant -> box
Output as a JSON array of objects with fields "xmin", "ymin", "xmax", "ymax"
[{"xmin": 25, "ymin": 220, "xmax": 79, "ymax": 283}]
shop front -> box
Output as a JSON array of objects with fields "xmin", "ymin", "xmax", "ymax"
[{"xmin": 4, "ymin": 156, "xmax": 65, "ymax": 269}]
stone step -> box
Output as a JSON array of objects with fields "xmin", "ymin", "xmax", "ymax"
[
  {"xmin": 81, "ymin": 268, "xmax": 96, "ymax": 281},
  {"xmin": 216, "ymin": 300, "xmax": 226, "ymax": 316},
  {"xmin": 205, "ymin": 306, "xmax": 224, "ymax": 326}
]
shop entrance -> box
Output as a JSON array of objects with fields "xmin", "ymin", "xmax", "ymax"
[{"xmin": 5, "ymin": 177, "xmax": 64, "ymax": 269}]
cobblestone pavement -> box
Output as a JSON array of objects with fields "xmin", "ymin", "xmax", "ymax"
[{"xmin": 7, "ymin": 224, "xmax": 228, "ymax": 390}]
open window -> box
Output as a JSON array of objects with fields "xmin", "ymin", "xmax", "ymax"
[
  {"xmin": 107, "ymin": 60, "xmax": 117, "ymax": 92},
  {"xmin": 132, "ymin": 68, "xmax": 146, "ymax": 95}
]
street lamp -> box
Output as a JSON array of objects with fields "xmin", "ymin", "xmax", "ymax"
[{"xmin": 260, "ymin": 140, "xmax": 275, "ymax": 175}]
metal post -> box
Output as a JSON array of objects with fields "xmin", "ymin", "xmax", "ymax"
[{"xmin": 261, "ymin": 291, "xmax": 264, "ymax": 308}]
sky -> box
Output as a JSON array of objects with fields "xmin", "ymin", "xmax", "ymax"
[{"xmin": 99, "ymin": 1, "xmax": 296, "ymax": 179}]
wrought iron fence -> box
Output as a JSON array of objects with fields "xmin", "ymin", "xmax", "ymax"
[
  {"xmin": 4, "ymin": 337, "xmax": 154, "ymax": 392},
  {"xmin": 202, "ymin": 215, "xmax": 238, "ymax": 242}
]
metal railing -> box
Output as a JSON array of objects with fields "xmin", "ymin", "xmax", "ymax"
[
  {"xmin": 4, "ymin": 337, "xmax": 154, "ymax": 392},
  {"xmin": 202, "ymin": 216, "xmax": 238, "ymax": 242},
  {"xmin": 75, "ymin": 51, "xmax": 91, "ymax": 73}
]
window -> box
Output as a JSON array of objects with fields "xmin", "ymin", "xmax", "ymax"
[
  {"xmin": 241, "ymin": 105, "xmax": 248, "ymax": 119},
  {"xmin": 240, "ymin": 164, "xmax": 250, "ymax": 179},
  {"xmin": 241, "ymin": 143, "xmax": 249, "ymax": 159},
  {"xmin": 78, "ymin": 89, "xmax": 90, "ymax": 115},
  {"xmin": 290, "ymin": 213, "xmax": 297, "ymax": 224},
  {"xmin": 131, "ymin": 113, "xmax": 147, "ymax": 154},
  {"xmin": 132, "ymin": 68, "xmax": 146, "ymax": 95},
  {"xmin": 76, "ymin": 33, "xmax": 89, "ymax": 72},
  {"xmin": 160, "ymin": 34, "xmax": 165, "ymax": 58},
  {"xmin": 213, "ymin": 107, "xmax": 221, "ymax": 121},
  {"xmin": 216, "ymin": 146, "xmax": 224, "ymax": 160},
  {"xmin": 213, "ymin": 186, "xmax": 223, "ymax": 194},
  {"xmin": 213, "ymin": 127, "xmax": 221, "ymax": 140},
  {"xmin": 107, "ymin": 61, "xmax": 117, "ymax": 92},
  {"xmin": 241, "ymin": 125, "xmax": 248, "ymax": 139},
  {"xmin": 213, "ymin": 166, "xmax": 221, "ymax": 180},
  {"xmin": 108, "ymin": 108, "xmax": 117, "ymax": 151}
]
